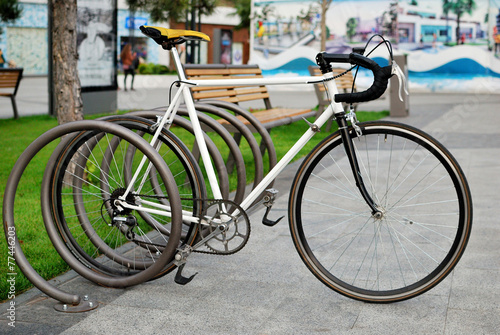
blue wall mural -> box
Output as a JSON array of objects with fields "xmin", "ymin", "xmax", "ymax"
[{"xmin": 251, "ymin": 0, "xmax": 500, "ymax": 92}]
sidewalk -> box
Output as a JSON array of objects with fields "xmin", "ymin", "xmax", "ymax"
[{"xmin": 1, "ymin": 78, "xmax": 499, "ymax": 334}]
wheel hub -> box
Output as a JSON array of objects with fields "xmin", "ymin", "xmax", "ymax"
[
  {"xmin": 373, "ymin": 207, "xmax": 386, "ymax": 220},
  {"xmin": 109, "ymin": 188, "xmax": 136, "ymax": 215}
]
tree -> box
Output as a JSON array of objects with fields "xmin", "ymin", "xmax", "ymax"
[
  {"xmin": 346, "ymin": 17, "xmax": 357, "ymax": 42},
  {"xmin": 442, "ymin": 0, "xmax": 477, "ymax": 44},
  {"xmin": 232, "ymin": 0, "xmax": 251, "ymax": 30},
  {"xmin": 319, "ymin": 0, "xmax": 332, "ymax": 52},
  {"xmin": 443, "ymin": 0, "xmax": 452, "ymax": 43},
  {"xmin": 126, "ymin": 0, "xmax": 216, "ymax": 63},
  {"xmin": 126, "ymin": 0, "xmax": 216, "ymax": 23},
  {"xmin": 382, "ymin": 2, "xmax": 398, "ymax": 40},
  {"xmin": 0, "ymin": 0, "xmax": 22, "ymax": 36},
  {"xmin": 50, "ymin": 0, "xmax": 83, "ymax": 124}
]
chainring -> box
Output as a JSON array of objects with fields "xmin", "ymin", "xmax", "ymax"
[{"xmin": 197, "ymin": 199, "xmax": 250, "ymax": 255}]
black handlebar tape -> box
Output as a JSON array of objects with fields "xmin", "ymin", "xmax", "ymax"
[
  {"xmin": 322, "ymin": 52, "xmax": 393, "ymax": 104},
  {"xmin": 335, "ymin": 64, "xmax": 392, "ymax": 104}
]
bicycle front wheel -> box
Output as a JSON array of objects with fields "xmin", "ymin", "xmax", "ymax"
[{"xmin": 289, "ymin": 121, "xmax": 472, "ymax": 302}]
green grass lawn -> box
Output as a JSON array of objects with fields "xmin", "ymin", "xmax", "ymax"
[{"xmin": 0, "ymin": 109, "xmax": 388, "ymax": 301}]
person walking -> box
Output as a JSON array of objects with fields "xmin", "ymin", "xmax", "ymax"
[
  {"xmin": 0, "ymin": 49, "xmax": 6, "ymax": 68},
  {"xmin": 120, "ymin": 44, "xmax": 137, "ymax": 91}
]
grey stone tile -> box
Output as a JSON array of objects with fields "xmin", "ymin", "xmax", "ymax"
[
  {"xmin": 352, "ymin": 294, "xmax": 448, "ymax": 334},
  {"xmin": 449, "ymin": 269, "xmax": 500, "ymax": 311},
  {"xmin": 444, "ymin": 308, "xmax": 500, "ymax": 335}
]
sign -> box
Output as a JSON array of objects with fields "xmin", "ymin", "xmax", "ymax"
[
  {"xmin": 77, "ymin": 0, "xmax": 117, "ymax": 89},
  {"xmin": 232, "ymin": 42, "xmax": 243, "ymax": 65},
  {"xmin": 125, "ymin": 16, "xmax": 148, "ymax": 29}
]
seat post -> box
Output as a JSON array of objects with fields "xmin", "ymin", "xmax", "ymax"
[{"xmin": 170, "ymin": 47, "xmax": 187, "ymax": 81}]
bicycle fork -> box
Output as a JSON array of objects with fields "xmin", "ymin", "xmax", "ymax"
[{"xmin": 335, "ymin": 112, "xmax": 382, "ymax": 218}]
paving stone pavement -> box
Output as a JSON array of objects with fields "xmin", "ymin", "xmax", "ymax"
[{"xmin": 1, "ymin": 77, "xmax": 499, "ymax": 334}]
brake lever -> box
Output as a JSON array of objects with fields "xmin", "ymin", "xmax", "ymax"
[{"xmin": 391, "ymin": 60, "xmax": 409, "ymax": 102}]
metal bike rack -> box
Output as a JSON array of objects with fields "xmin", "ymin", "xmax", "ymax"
[{"xmin": 3, "ymin": 121, "xmax": 184, "ymax": 312}]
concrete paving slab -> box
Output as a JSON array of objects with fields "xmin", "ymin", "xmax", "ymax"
[
  {"xmin": 444, "ymin": 308, "xmax": 500, "ymax": 335},
  {"xmin": 351, "ymin": 295, "xmax": 449, "ymax": 334},
  {"xmin": 449, "ymin": 268, "xmax": 500, "ymax": 310},
  {"xmin": 1, "ymin": 76, "xmax": 499, "ymax": 334}
]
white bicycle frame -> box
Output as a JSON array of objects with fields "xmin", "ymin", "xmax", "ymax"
[{"xmin": 120, "ymin": 46, "xmax": 346, "ymax": 222}]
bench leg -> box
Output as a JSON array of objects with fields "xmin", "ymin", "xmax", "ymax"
[
  {"xmin": 11, "ymin": 96, "xmax": 19, "ymax": 119},
  {"xmin": 259, "ymin": 129, "xmax": 270, "ymax": 157},
  {"xmin": 326, "ymin": 119, "xmax": 333, "ymax": 132},
  {"xmin": 191, "ymin": 141, "xmax": 201, "ymax": 163},
  {"xmin": 226, "ymin": 133, "xmax": 242, "ymax": 174}
]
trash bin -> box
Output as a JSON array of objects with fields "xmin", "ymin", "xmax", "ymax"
[{"xmin": 390, "ymin": 53, "xmax": 409, "ymax": 117}]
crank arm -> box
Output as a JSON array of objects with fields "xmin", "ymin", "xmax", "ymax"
[{"xmin": 190, "ymin": 221, "xmax": 229, "ymax": 251}]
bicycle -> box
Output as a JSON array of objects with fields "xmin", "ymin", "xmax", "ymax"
[{"xmin": 3, "ymin": 26, "xmax": 472, "ymax": 305}]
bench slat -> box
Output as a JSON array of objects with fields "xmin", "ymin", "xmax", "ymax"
[
  {"xmin": 202, "ymin": 93, "xmax": 271, "ymax": 104},
  {"xmin": 189, "ymin": 74, "xmax": 263, "ymax": 79},
  {"xmin": 185, "ymin": 68, "xmax": 262, "ymax": 76},
  {"xmin": 0, "ymin": 73, "xmax": 20, "ymax": 78},
  {"xmin": 0, "ymin": 78, "xmax": 19, "ymax": 85},
  {"xmin": 0, "ymin": 82, "xmax": 19, "ymax": 88},
  {"xmin": 0, "ymin": 68, "xmax": 23, "ymax": 119},
  {"xmin": 230, "ymin": 92, "xmax": 270, "ymax": 103},
  {"xmin": 191, "ymin": 84, "xmax": 265, "ymax": 92},
  {"xmin": 192, "ymin": 87, "xmax": 268, "ymax": 100}
]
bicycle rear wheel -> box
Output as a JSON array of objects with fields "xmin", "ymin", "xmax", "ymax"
[
  {"xmin": 42, "ymin": 122, "xmax": 184, "ymax": 284},
  {"xmin": 46, "ymin": 116, "xmax": 206, "ymax": 279},
  {"xmin": 289, "ymin": 121, "xmax": 472, "ymax": 302}
]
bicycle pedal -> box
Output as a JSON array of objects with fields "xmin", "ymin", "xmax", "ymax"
[
  {"xmin": 262, "ymin": 188, "xmax": 284, "ymax": 226},
  {"xmin": 262, "ymin": 206, "xmax": 284, "ymax": 227},
  {"xmin": 174, "ymin": 264, "xmax": 198, "ymax": 286}
]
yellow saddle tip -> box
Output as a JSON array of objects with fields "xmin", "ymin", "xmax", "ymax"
[{"xmin": 140, "ymin": 25, "xmax": 210, "ymax": 43}]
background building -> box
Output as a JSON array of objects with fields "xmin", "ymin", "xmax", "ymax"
[{"xmin": 0, "ymin": 0, "xmax": 249, "ymax": 75}]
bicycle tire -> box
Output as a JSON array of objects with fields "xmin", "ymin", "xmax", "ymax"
[
  {"xmin": 289, "ymin": 121, "xmax": 472, "ymax": 303},
  {"xmin": 41, "ymin": 121, "xmax": 184, "ymax": 285}
]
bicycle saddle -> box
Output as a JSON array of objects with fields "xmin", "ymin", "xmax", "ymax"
[{"xmin": 140, "ymin": 25, "xmax": 210, "ymax": 46}]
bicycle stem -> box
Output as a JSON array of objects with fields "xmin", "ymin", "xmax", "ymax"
[{"xmin": 335, "ymin": 112, "xmax": 381, "ymax": 216}]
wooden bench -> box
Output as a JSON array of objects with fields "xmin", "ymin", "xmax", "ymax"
[
  {"xmin": 308, "ymin": 65, "xmax": 358, "ymax": 131},
  {"xmin": 0, "ymin": 68, "xmax": 23, "ymax": 119},
  {"xmin": 184, "ymin": 64, "xmax": 316, "ymax": 133}
]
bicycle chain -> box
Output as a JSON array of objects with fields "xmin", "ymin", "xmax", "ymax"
[{"xmin": 128, "ymin": 193, "xmax": 251, "ymax": 256}]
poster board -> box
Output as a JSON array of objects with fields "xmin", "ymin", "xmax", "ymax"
[{"xmin": 77, "ymin": 0, "xmax": 117, "ymax": 91}]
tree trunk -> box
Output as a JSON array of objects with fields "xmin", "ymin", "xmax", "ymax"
[
  {"xmin": 320, "ymin": 0, "xmax": 328, "ymax": 52},
  {"xmin": 456, "ymin": 12, "xmax": 462, "ymax": 44},
  {"xmin": 51, "ymin": 0, "xmax": 83, "ymax": 124}
]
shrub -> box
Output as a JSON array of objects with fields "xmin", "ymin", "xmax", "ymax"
[{"xmin": 137, "ymin": 62, "xmax": 172, "ymax": 75}]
